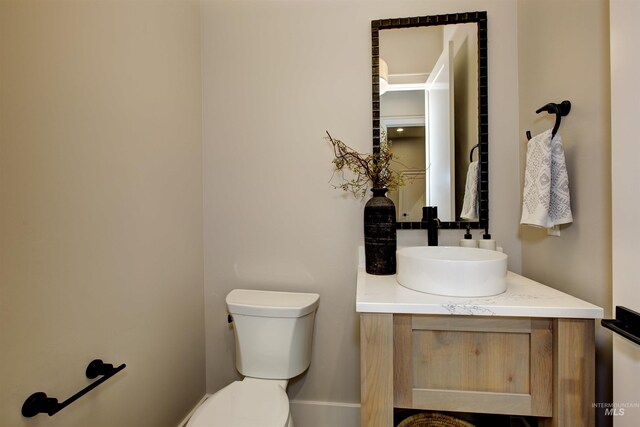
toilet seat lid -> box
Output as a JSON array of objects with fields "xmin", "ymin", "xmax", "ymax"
[{"xmin": 187, "ymin": 381, "xmax": 289, "ymax": 427}]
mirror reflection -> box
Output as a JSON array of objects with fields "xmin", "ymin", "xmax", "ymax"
[{"xmin": 380, "ymin": 23, "xmax": 479, "ymax": 223}]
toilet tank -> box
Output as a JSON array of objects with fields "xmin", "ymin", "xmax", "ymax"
[{"xmin": 226, "ymin": 289, "xmax": 320, "ymax": 380}]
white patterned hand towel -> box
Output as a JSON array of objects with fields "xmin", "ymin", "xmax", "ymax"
[
  {"xmin": 521, "ymin": 129, "xmax": 573, "ymax": 228},
  {"xmin": 460, "ymin": 160, "xmax": 479, "ymax": 220}
]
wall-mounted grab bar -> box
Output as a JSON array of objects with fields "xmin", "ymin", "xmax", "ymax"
[
  {"xmin": 602, "ymin": 306, "xmax": 640, "ymax": 346},
  {"xmin": 21, "ymin": 359, "xmax": 126, "ymax": 418}
]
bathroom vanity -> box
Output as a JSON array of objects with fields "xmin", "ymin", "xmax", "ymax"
[{"xmin": 356, "ymin": 267, "xmax": 603, "ymax": 427}]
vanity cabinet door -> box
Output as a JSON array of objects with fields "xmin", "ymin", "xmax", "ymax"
[{"xmin": 393, "ymin": 315, "xmax": 553, "ymax": 417}]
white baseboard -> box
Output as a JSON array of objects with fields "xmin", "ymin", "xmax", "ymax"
[
  {"xmin": 290, "ymin": 400, "xmax": 360, "ymax": 427},
  {"xmin": 178, "ymin": 394, "xmax": 361, "ymax": 427},
  {"xmin": 177, "ymin": 394, "xmax": 210, "ymax": 427}
]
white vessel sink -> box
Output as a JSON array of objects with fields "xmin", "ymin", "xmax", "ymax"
[{"xmin": 396, "ymin": 246, "xmax": 508, "ymax": 297}]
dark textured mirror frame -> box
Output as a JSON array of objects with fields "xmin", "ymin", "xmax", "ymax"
[{"xmin": 372, "ymin": 11, "xmax": 488, "ymax": 230}]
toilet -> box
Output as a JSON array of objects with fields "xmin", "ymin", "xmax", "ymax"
[{"xmin": 187, "ymin": 289, "xmax": 320, "ymax": 427}]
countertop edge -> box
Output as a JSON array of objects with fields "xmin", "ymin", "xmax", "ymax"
[
  {"xmin": 356, "ymin": 302, "xmax": 604, "ymax": 319},
  {"xmin": 356, "ymin": 268, "xmax": 604, "ymax": 319}
]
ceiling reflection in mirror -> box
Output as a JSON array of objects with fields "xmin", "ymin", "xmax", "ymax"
[{"xmin": 372, "ymin": 12, "xmax": 488, "ymax": 230}]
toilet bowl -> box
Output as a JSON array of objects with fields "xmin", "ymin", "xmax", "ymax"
[{"xmin": 186, "ymin": 289, "xmax": 319, "ymax": 427}]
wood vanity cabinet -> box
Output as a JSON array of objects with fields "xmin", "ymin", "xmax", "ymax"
[{"xmin": 360, "ymin": 313, "xmax": 595, "ymax": 427}]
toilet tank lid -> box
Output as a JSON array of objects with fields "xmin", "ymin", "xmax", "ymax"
[{"xmin": 226, "ymin": 289, "xmax": 320, "ymax": 318}]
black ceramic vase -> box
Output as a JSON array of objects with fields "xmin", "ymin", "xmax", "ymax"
[{"xmin": 364, "ymin": 187, "xmax": 397, "ymax": 275}]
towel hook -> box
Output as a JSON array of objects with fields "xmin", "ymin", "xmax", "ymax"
[
  {"xmin": 469, "ymin": 144, "xmax": 479, "ymax": 162},
  {"xmin": 526, "ymin": 100, "xmax": 571, "ymax": 140}
]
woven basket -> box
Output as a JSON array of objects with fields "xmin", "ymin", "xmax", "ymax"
[{"xmin": 397, "ymin": 412, "xmax": 475, "ymax": 427}]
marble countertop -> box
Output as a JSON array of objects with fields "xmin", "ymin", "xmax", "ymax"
[{"xmin": 356, "ymin": 266, "xmax": 604, "ymax": 318}]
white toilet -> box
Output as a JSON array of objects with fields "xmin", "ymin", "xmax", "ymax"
[{"xmin": 187, "ymin": 289, "xmax": 320, "ymax": 427}]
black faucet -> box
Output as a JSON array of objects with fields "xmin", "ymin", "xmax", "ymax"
[{"xmin": 422, "ymin": 206, "xmax": 439, "ymax": 246}]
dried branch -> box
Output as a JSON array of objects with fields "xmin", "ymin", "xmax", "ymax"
[{"xmin": 325, "ymin": 130, "xmax": 405, "ymax": 200}]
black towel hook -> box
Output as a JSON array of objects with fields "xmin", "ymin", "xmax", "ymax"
[
  {"xmin": 469, "ymin": 143, "xmax": 479, "ymax": 162},
  {"xmin": 526, "ymin": 100, "xmax": 571, "ymax": 140}
]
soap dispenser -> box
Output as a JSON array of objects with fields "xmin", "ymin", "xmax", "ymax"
[
  {"xmin": 460, "ymin": 225, "xmax": 478, "ymax": 248},
  {"xmin": 478, "ymin": 227, "xmax": 497, "ymax": 250}
]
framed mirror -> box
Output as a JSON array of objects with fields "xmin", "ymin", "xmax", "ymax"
[{"xmin": 371, "ymin": 12, "xmax": 488, "ymax": 230}]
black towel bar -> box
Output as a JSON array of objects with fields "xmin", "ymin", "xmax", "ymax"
[
  {"xmin": 602, "ymin": 306, "xmax": 640, "ymax": 346},
  {"xmin": 21, "ymin": 359, "xmax": 126, "ymax": 418}
]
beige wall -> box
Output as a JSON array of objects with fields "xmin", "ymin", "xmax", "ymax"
[
  {"xmin": 0, "ymin": 1, "xmax": 204, "ymax": 426},
  {"xmin": 453, "ymin": 24, "xmax": 479, "ymax": 215},
  {"xmin": 610, "ymin": 1, "xmax": 640, "ymax": 423},
  {"xmin": 387, "ymin": 135, "xmax": 426, "ymax": 213},
  {"xmin": 7, "ymin": 1, "xmax": 617, "ymax": 425},
  {"xmin": 517, "ymin": 0, "xmax": 612, "ymax": 424},
  {"xmin": 202, "ymin": 0, "xmax": 520, "ymax": 407}
]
